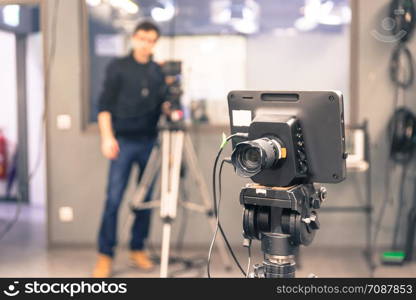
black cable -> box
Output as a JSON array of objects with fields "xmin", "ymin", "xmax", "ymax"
[
  {"xmin": 372, "ymin": 31, "xmax": 416, "ymax": 259},
  {"xmin": 212, "ymin": 136, "xmax": 246, "ymax": 276},
  {"xmin": 245, "ymin": 239, "xmax": 252, "ymax": 278},
  {"xmin": 372, "ymin": 160, "xmax": 394, "ymax": 247},
  {"xmin": 389, "ymin": 44, "xmax": 414, "ymax": 89},
  {"xmin": 0, "ymin": 200, "xmax": 22, "ymax": 242},
  {"xmin": 388, "ymin": 107, "xmax": 416, "ymax": 164},
  {"xmin": 214, "ymin": 157, "xmax": 246, "ymax": 276},
  {"xmin": 0, "ymin": 200, "xmax": 22, "ymax": 241},
  {"xmin": 392, "ymin": 164, "xmax": 409, "ymax": 250},
  {"xmin": 216, "ymin": 160, "xmax": 246, "ymax": 275},
  {"xmin": 0, "ymin": 151, "xmax": 21, "ymax": 241},
  {"xmin": 372, "ymin": 98, "xmax": 403, "ymax": 245},
  {"xmin": 207, "ymin": 159, "xmax": 226, "ymax": 278},
  {"xmin": 207, "ymin": 133, "xmax": 248, "ymax": 278},
  {"xmin": 374, "ymin": 51, "xmax": 416, "ymax": 249}
]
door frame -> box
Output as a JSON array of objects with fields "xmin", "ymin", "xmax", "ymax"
[{"xmin": 1, "ymin": 0, "xmax": 49, "ymax": 242}]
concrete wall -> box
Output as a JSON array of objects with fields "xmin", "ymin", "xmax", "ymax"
[{"xmin": 45, "ymin": 0, "xmax": 408, "ymax": 251}]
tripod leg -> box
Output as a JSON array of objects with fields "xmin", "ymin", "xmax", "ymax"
[
  {"xmin": 160, "ymin": 131, "xmax": 184, "ymax": 220},
  {"xmin": 160, "ymin": 130, "xmax": 171, "ymax": 217},
  {"xmin": 130, "ymin": 140, "xmax": 161, "ymax": 209},
  {"xmin": 121, "ymin": 140, "xmax": 161, "ymax": 242},
  {"xmin": 183, "ymin": 134, "xmax": 233, "ymax": 270},
  {"xmin": 160, "ymin": 222, "xmax": 173, "ymax": 278},
  {"xmin": 160, "ymin": 131, "xmax": 185, "ymax": 277},
  {"xmin": 152, "ymin": 175, "xmax": 161, "ymax": 203}
]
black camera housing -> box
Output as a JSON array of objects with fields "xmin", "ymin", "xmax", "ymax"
[
  {"xmin": 247, "ymin": 115, "xmax": 308, "ymax": 186},
  {"xmin": 162, "ymin": 61, "xmax": 182, "ymax": 110},
  {"xmin": 228, "ymin": 90, "xmax": 347, "ymax": 187}
]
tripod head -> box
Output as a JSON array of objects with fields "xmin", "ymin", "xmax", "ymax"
[
  {"xmin": 240, "ymin": 183, "xmax": 326, "ymax": 277},
  {"xmin": 226, "ymin": 91, "xmax": 347, "ymax": 277},
  {"xmin": 158, "ymin": 114, "xmax": 186, "ymax": 131}
]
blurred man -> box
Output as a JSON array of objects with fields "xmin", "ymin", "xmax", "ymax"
[{"xmin": 93, "ymin": 21, "xmax": 169, "ymax": 278}]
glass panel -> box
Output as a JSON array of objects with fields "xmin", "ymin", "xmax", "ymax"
[{"xmin": 84, "ymin": 0, "xmax": 351, "ymax": 124}]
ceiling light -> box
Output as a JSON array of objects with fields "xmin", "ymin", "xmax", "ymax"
[
  {"xmin": 151, "ymin": 0, "xmax": 175, "ymax": 22},
  {"xmin": 109, "ymin": 0, "xmax": 139, "ymax": 15},
  {"xmin": 3, "ymin": 5, "xmax": 20, "ymax": 27},
  {"xmin": 86, "ymin": 0, "xmax": 102, "ymax": 7}
]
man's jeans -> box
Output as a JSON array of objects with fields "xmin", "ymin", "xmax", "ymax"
[{"xmin": 98, "ymin": 136, "xmax": 156, "ymax": 257}]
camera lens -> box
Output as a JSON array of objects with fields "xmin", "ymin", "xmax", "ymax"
[
  {"xmin": 231, "ymin": 137, "xmax": 284, "ymax": 177},
  {"xmin": 242, "ymin": 148, "xmax": 261, "ymax": 169}
]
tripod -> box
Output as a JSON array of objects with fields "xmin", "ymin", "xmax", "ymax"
[
  {"xmin": 240, "ymin": 183, "xmax": 326, "ymax": 278},
  {"xmin": 127, "ymin": 123, "xmax": 232, "ymax": 277}
]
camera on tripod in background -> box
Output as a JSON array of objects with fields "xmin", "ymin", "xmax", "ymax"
[
  {"xmin": 162, "ymin": 61, "xmax": 184, "ymax": 125},
  {"xmin": 227, "ymin": 90, "xmax": 347, "ymax": 278}
]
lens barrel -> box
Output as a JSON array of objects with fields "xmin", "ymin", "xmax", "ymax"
[{"xmin": 231, "ymin": 137, "xmax": 284, "ymax": 177}]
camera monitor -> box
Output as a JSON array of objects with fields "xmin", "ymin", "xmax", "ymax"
[{"xmin": 228, "ymin": 90, "xmax": 347, "ymax": 187}]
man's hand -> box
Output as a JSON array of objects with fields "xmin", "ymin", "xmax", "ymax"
[
  {"xmin": 101, "ymin": 136, "xmax": 119, "ymax": 160},
  {"xmin": 98, "ymin": 111, "xmax": 119, "ymax": 160},
  {"xmin": 162, "ymin": 101, "xmax": 172, "ymax": 116}
]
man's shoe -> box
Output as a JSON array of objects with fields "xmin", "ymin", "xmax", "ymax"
[
  {"xmin": 92, "ymin": 254, "xmax": 113, "ymax": 278},
  {"xmin": 130, "ymin": 250, "xmax": 155, "ymax": 271}
]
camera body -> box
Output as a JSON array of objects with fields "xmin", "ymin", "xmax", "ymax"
[
  {"xmin": 233, "ymin": 115, "xmax": 308, "ymax": 186},
  {"xmin": 162, "ymin": 61, "xmax": 182, "ymax": 110},
  {"xmin": 228, "ymin": 90, "xmax": 347, "ymax": 187}
]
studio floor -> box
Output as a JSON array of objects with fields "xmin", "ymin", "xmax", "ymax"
[{"xmin": 1, "ymin": 203, "xmax": 416, "ymax": 278}]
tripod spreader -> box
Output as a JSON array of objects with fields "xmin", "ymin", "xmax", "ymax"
[{"xmin": 240, "ymin": 183, "xmax": 326, "ymax": 278}]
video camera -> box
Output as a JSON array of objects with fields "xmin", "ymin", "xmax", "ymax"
[
  {"xmin": 228, "ymin": 90, "xmax": 347, "ymax": 186},
  {"xmin": 226, "ymin": 90, "xmax": 347, "ymax": 278},
  {"xmin": 162, "ymin": 61, "xmax": 182, "ymax": 110}
]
